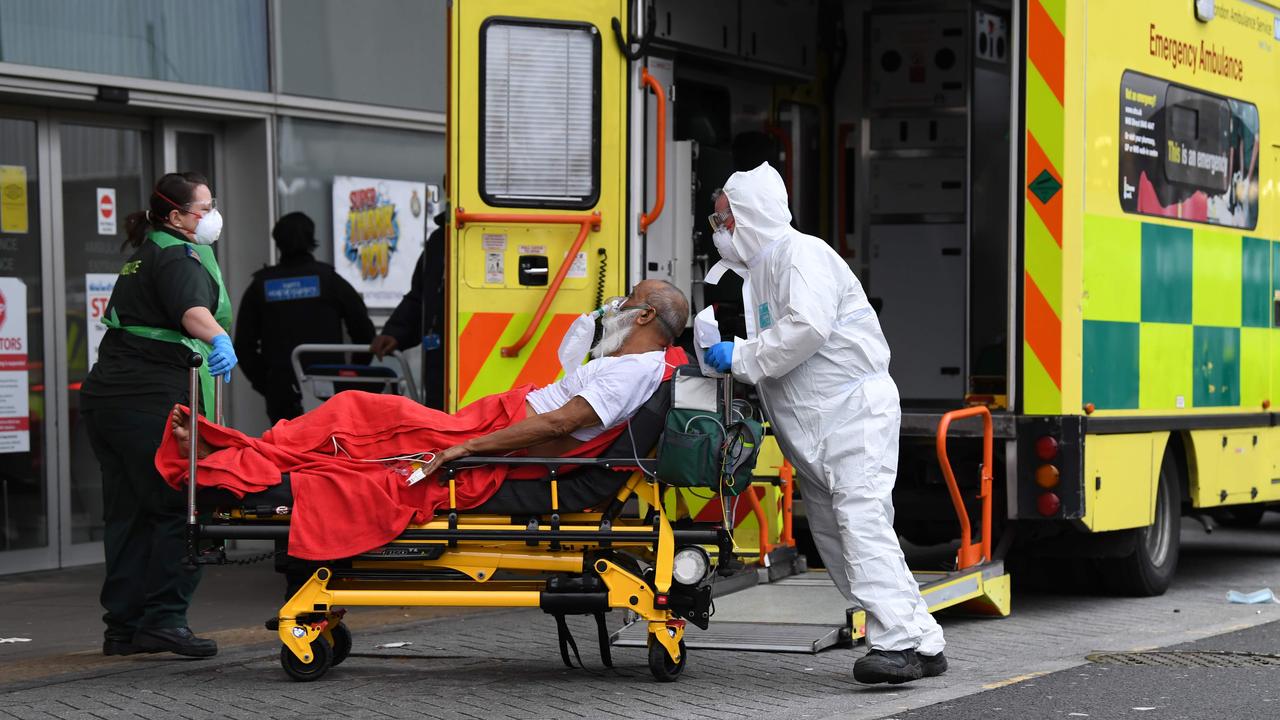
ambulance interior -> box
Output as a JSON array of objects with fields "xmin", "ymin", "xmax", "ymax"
[{"xmin": 643, "ymin": 0, "xmax": 1015, "ymax": 419}]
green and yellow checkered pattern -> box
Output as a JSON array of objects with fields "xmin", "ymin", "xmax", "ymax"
[{"xmin": 1081, "ymin": 214, "xmax": 1279, "ymax": 411}]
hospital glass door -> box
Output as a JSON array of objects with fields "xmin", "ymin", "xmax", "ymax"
[
  {"xmin": 0, "ymin": 112, "xmax": 53, "ymax": 573},
  {"xmin": 56, "ymin": 121, "xmax": 154, "ymax": 565}
]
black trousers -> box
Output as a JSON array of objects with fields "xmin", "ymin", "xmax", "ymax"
[
  {"xmin": 262, "ymin": 366, "xmax": 304, "ymax": 425},
  {"xmin": 84, "ymin": 407, "xmax": 201, "ymax": 639}
]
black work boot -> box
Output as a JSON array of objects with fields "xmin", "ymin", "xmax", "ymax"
[
  {"xmin": 103, "ymin": 636, "xmax": 156, "ymax": 656},
  {"xmin": 920, "ymin": 651, "xmax": 948, "ymax": 677},
  {"xmin": 853, "ymin": 648, "xmax": 924, "ymax": 684},
  {"xmin": 132, "ymin": 627, "xmax": 218, "ymax": 658}
]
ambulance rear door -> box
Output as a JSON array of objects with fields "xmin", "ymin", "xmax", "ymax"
[{"xmin": 447, "ymin": 0, "xmax": 630, "ymax": 408}]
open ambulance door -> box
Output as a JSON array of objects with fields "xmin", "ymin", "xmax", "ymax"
[{"xmin": 446, "ymin": 0, "xmax": 632, "ymax": 409}]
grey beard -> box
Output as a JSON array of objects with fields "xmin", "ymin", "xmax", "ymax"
[{"xmin": 591, "ymin": 309, "xmax": 641, "ymax": 358}]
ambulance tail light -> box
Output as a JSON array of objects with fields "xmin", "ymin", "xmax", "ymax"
[
  {"xmin": 1034, "ymin": 435, "xmax": 1059, "ymax": 461},
  {"xmin": 1034, "ymin": 464, "xmax": 1060, "ymax": 489},
  {"xmin": 1036, "ymin": 492, "xmax": 1061, "ymax": 517}
]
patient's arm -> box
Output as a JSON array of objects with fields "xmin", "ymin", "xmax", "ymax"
[{"xmin": 420, "ymin": 396, "xmax": 601, "ymax": 475}]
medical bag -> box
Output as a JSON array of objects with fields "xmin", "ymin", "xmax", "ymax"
[{"xmin": 655, "ymin": 365, "xmax": 763, "ymax": 496}]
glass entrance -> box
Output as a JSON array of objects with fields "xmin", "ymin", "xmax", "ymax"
[
  {"xmin": 58, "ymin": 123, "xmax": 153, "ymax": 563},
  {"xmin": 0, "ymin": 115, "xmax": 50, "ymax": 569},
  {"xmin": 0, "ymin": 113, "xmax": 224, "ymax": 575}
]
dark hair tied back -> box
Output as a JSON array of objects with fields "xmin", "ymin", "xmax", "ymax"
[{"xmin": 122, "ymin": 172, "xmax": 210, "ymax": 249}]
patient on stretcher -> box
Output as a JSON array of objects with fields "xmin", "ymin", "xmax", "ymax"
[{"xmin": 160, "ymin": 281, "xmax": 688, "ymax": 561}]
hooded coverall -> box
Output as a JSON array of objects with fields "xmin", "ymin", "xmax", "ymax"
[{"xmin": 716, "ymin": 163, "xmax": 945, "ymax": 655}]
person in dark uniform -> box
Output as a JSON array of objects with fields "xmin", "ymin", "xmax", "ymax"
[
  {"xmin": 81, "ymin": 172, "xmax": 235, "ymax": 659},
  {"xmin": 368, "ymin": 211, "xmax": 446, "ymax": 409},
  {"xmin": 234, "ymin": 212, "xmax": 375, "ymax": 424}
]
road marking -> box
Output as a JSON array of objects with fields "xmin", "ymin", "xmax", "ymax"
[{"xmin": 983, "ymin": 670, "xmax": 1050, "ymax": 689}]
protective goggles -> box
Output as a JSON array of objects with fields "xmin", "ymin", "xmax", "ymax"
[
  {"xmin": 707, "ymin": 209, "xmax": 732, "ymax": 233},
  {"xmin": 155, "ymin": 190, "xmax": 217, "ymax": 217},
  {"xmin": 599, "ymin": 296, "xmax": 681, "ymax": 338}
]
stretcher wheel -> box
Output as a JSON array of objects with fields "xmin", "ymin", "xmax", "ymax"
[
  {"xmin": 280, "ymin": 635, "xmax": 333, "ymax": 682},
  {"xmin": 647, "ymin": 638, "xmax": 687, "ymax": 682},
  {"xmin": 329, "ymin": 623, "xmax": 352, "ymax": 667}
]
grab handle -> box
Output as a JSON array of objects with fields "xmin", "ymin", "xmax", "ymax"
[
  {"xmin": 935, "ymin": 406, "xmax": 994, "ymax": 569},
  {"xmin": 186, "ymin": 353, "xmax": 202, "ymax": 527},
  {"xmin": 638, "ymin": 67, "xmax": 666, "ymax": 234},
  {"xmin": 213, "ymin": 375, "xmax": 224, "ymax": 426},
  {"xmin": 184, "ymin": 353, "xmax": 203, "ymax": 567},
  {"xmin": 456, "ymin": 209, "xmax": 602, "ymax": 358},
  {"xmin": 763, "ymin": 122, "xmax": 794, "ymax": 195}
]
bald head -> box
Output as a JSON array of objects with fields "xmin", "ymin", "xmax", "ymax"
[{"xmin": 631, "ymin": 279, "xmax": 689, "ymax": 342}]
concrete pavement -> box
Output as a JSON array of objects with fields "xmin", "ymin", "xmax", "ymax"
[
  {"xmin": 0, "ymin": 515, "xmax": 1277, "ymax": 719},
  {"xmin": 890, "ymin": 620, "xmax": 1280, "ymax": 720}
]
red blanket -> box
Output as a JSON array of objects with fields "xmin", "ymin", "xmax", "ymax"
[{"xmin": 156, "ymin": 347, "xmax": 686, "ymax": 560}]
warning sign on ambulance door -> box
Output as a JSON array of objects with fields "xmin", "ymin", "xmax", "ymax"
[
  {"xmin": 485, "ymin": 252, "xmax": 504, "ymax": 284},
  {"xmin": 97, "ymin": 188, "xmax": 117, "ymax": 235}
]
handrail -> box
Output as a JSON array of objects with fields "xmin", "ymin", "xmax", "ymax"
[
  {"xmin": 741, "ymin": 488, "xmax": 773, "ymax": 565},
  {"xmin": 763, "ymin": 122, "xmax": 794, "ymax": 196},
  {"xmin": 935, "ymin": 405, "xmax": 994, "ymax": 570},
  {"xmin": 291, "ymin": 342, "xmax": 419, "ymax": 404},
  {"xmin": 455, "ymin": 208, "xmax": 602, "ymax": 358},
  {"xmin": 638, "ymin": 67, "xmax": 666, "ymax": 234},
  {"xmin": 779, "ymin": 460, "xmax": 795, "ymax": 547},
  {"xmin": 836, "ymin": 122, "xmax": 856, "ymax": 256}
]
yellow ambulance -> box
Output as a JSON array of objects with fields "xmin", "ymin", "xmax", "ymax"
[{"xmin": 443, "ymin": 0, "xmax": 1279, "ymax": 596}]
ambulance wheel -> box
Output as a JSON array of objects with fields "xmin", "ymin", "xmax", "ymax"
[
  {"xmin": 280, "ymin": 635, "xmax": 332, "ymax": 682},
  {"xmin": 647, "ymin": 638, "xmax": 687, "ymax": 682},
  {"xmin": 329, "ymin": 623, "xmax": 352, "ymax": 667},
  {"xmin": 1100, "ymin": 448, "xmax": 1180, "ymax": 597}
]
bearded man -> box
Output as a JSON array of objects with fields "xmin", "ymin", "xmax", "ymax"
[
  {"xmin": 160, "ymin": 280, "xmax": 689, "ymax": 560},
  {"xmin": 416, "ymin": 279, "xmax": 689, "ymax": 473}
]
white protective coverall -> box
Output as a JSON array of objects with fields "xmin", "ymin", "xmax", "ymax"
[{"xmin": 716, "ymin": 163, "xmax": 944, "ymax": 654}]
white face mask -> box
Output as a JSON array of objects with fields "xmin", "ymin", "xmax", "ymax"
[
  {"xmin": 558, "ymin": 312, "xmax": 598, "ymax": 378},
  {"xmin": 712, "ymin": 227, "xmax": 744, "ymax": 265},
  {"xmin": 192, "ymin": 209, "xmax": 224, "ymax": 246}
]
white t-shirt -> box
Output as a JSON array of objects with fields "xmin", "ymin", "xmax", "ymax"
[{"xmin": 526, "ymin": 350, "xmax": 667, "ymax": 441}]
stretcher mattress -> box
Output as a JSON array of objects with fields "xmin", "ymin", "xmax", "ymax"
[{"xmin": 201, "ymin": 378, "xmax": 671, "ymax": 516}]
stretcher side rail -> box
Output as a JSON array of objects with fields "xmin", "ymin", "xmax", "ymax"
[
  {"xmin": 191, "ymin": 459, "xmax": 666, "ymax": 549},
  {"xmin": 438, "ymin": 454, "xmax": 659, "ymax": 548},
  {"xmin": 291, "ymin": 342, "xmax": 420, "ymax": 405},
  {"xmin": 445, "ymin": 456, "xmax": 657, "ymax": 473},
  {"xmin": 197, "ymin": 523, "xmax": 723, "ymax": 547}
]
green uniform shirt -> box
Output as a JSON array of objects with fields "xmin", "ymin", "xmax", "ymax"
[{"xmin": 81, "ymin": 228, "xmax": 220, "ymax": 417}]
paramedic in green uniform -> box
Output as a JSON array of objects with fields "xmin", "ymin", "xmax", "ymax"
[{"xmin": 81, "ymin": 172, "xmax": 235, "ymax": 658}]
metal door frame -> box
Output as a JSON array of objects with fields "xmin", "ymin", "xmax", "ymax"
[
  {"xmin": 48, "ymin": 111, "xmax": 159, "ymax": 567},
  {"xmin": 0, "ymin": 104, "xmax": 58, "ymax": 574},
  {"xmin": 49, "ymin": 113, "xmax": 226, "ymax": 568},
  {"xmin": 158, "ymin": 118, "xmax": 227, "ymax": 266}
]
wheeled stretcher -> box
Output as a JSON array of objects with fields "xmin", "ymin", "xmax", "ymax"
[{"xmin": 181, "ymin": 354, "xmax": 742, "ymax": 682}]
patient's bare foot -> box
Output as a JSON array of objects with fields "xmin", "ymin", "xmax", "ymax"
[{"xmin": 170, "ymin": 406, "xmax": 215, "ymax": 459}]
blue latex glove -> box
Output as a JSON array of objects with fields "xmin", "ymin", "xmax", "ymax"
[
  {"xmin": 705, "ymin": 341, "xmax": 735, "ymax": 373},
  {"xmin": 207, "ymin": 333, "xmax": 237, "ymax": 381}
]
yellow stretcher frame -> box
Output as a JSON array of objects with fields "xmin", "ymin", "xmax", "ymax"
[{"xmin": 197, "ymin": 464, "xmax": 731, "ymax": 683}]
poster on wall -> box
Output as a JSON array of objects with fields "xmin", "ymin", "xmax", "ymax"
[
  {"xmin": 0, "ymin": 165, "xmax": 28, "ymax": 234},
  {"xmin": 0, "ymin": 277, "xmax": 29, "ymax": 454},
  {"xmin": 85, "ymin": 273, "xmax": 117, "ymax": 369},
  {"xmin": 331, "ymin": 176, "xmax": 438, "ymax": 309},
  {"xmin": 1118, "ymin": 70, "xmax": 1260, "ymax": 230}
]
